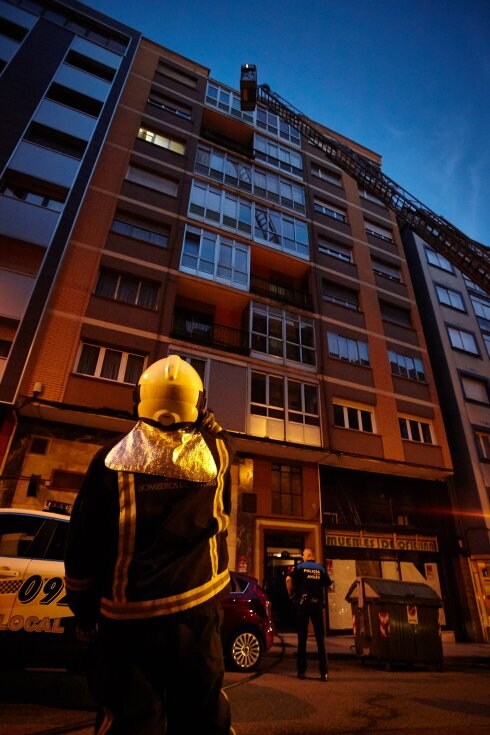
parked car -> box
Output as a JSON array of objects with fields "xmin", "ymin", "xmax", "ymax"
[{"xmin": 0, "ymin": 508, "xmax": 274, "ymax": 672}]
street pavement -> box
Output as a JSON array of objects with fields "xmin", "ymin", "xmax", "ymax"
[{"xmin": 276, "ymin": 630, "xmax": 490, "ymax": 667}]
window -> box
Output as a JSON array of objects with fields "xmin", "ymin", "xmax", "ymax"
[
  {"xmin": 255, "ymin": 108, "xmax": 300, "ymax": 146},
  {"xmin": 251, "ymin": 303, "xmax": 315, "ymax": 365},
  {"xmin": 25, "ymin": 122, "xmax": 86, "ymax": 159},
  {"xmin": 125, "ymin": 165, "xmax": 178, "ymax": 196},
  {"xmin": 170, "ymin": 352, "xmax": 207, "ymax": 385},
  {"xmin": 65, "ymin": 49, "xmax": 115, "ymax": 82},
  {"xmin": 364, "ymin": 220, "xmax": 393, "ymax": 242},
  {"xmin": 111, "ymin": 217, "xmax": 169, "ymax": 248},
  {"xmin": 483, "ymin": 332, "xmax": 490, "ymax": 358},
  {"xmin": 51, "ymin": 470, "xmax": 84, "ymax": 491},
  {"xmin": 205, "ymin": 82, "xmax": 253, "ymax": 123},
  {"xmin": 0, "ymin": 339, "xmax": 11, "ymax": 358},
  {"xmin": 389, "ymin": 351, "xmax": 426, "ymax": 381},
  {"xmin": 470, "ymin": 295, "xmax": 490, "ymax": 322},
  {"xmin": 188, "ymin": 182, "xmax": 309, "ymax": 258},
  {"xmin": 75, "ymin": 344, "xmax": 145, "ymax": 384},
  {"xmin": 323, "ymin": 280, "xmax": 359, "ymax": 310},
  {"xmin": 333, "ymin": 402, "xmax": 374, "ymax": 432},
  {"xmin": 46, "ymin": 82, "xmax": 103, "ymax": 117},
  {"xmin": 180, "ymin": 226, "xmax": 250, "ymax": 288},
  {"xmin": 30, "ymin": 437, "xmax": 49, "ymax": 455},
  {"xmin": 461, "ymin": 375, "xmax": 489, "ymax": 403},
  {"xmin": 314, "ymin": 199, "xmax": 347, "ymax": 223},
  {"xmin": 327, "ymin": 332, "xmax": 369, "ymax": 366},
  {"xmin": 359, "ymin": 188, "xmax": 385, "ymax": 206},
  {"xmin": 197, "ymin": 145, "xmax": 305, "ymax": 212},
  {"xmin": 148, "ymin": 90, "xmax": 192, "ymax": 120},
  {"xmin": 399, "ymin": 416, "xmax": 433, "ymax": 444},
  {"xmin": 311, "ymin": 165, "xmax": 341, "ymax": 186},
  {"xmin": 436, "ymin": 285, "xmax": 466, "ymax": 311},
  {"xmin": 372, "ymin": 257, "xmax": 401, "ymax": 282},
  {"xmin": 189, "ymin": 181, "xmax": 251, "ymax": 233},
  {"xmin": 318, "ymin": 238, "xmax": 352, "ymax": 262},
  {"xmin": 254, "ymin": 134, "xmax": 303, "ymax": 177},
  {"xmin": 137, "ymin": 127, "xmax": 185, "ymax": 155},
  {"xmin": 0, "ymin": 179, "xmax": 65, "ymax": 212},
  {"xmin": 1, "ymin": 17, "xmax": 29, "ymax": 42},
  {"xmin": 94, "ymin": 268, "xmax": 159, "ymax": 309},
  {"xmin": 157, "ymin": 62, "xmax": 197, "ymax": 89},
  {"xmin": 425, "ymin": 247, "xmax": 454, "ymax": 272},
  {"xmin": 0, "ymin": 515, "xmax": 44, "ymax": 557},
  {"xmin": 380, "ymin": 300, "xmax": 411, "ymax": 327},
  {"xmin": 476, "ymin": 431, "xmax": 490, "ymax": 460},
  {"xmin": 250, "ymin": 373, "xmax": 319, "ymax": 426},
  {"xmin": 447, "ymin": 327, "xmax": 479, "ymax": 355},
  {"xmin": 272, "ymin": 464, "xmax": 302, "ymax": 515}
]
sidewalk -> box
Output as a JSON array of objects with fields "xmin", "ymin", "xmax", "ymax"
[{"xmin": 275, "ymin": 630, "xmax": 490, "ymax": 667}]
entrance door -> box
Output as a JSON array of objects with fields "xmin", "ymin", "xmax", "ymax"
[{"xmin": 263, "ymin": 533, "xmax": 304, "ymax": 631}]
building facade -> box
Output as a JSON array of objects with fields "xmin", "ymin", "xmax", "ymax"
[
  {"xmin": 402, "ymin": 229, "xmax": 490, "ymax": 641},
  {"xmin": 0, "ymin": 0, "xmax": 484, "ymax": 639}
]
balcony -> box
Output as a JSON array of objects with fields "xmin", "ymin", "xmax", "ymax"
[
  {"xmin": 171, "ymin": 312, "xmax": 249, "ymax": 355},
  {"xmin": 250, "ymin": 274, "xmax": 313, "ymax": 310}
]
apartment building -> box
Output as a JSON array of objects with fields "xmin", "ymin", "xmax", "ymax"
[
  {"xmin": 401, "ymin": 229, "xmax": 490, "ymax": 640},
  {"xmin": 0, "ymin": 0, "xmax": 483, "ymax": 639}
]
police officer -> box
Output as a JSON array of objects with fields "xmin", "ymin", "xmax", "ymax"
[
  {"xmin": 65, "ymin": 355, "xmax": 235, "ymax": 735},
  {"xmin": 286, "ymin": 547, "xmax": 332, "ymax": 681}
]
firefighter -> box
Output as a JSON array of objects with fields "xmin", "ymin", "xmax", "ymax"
[{"xmin": 65, "ymin": 355, "xmax": 235, "ymax": 735}]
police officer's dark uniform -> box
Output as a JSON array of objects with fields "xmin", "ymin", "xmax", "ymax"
[
  {"xmin": 286, "ymin": 549, "xmax": 332, "ymax": 681},
  {"xmin": 65, "ymin": 356, "xmax": 235, "ymax": 735}
]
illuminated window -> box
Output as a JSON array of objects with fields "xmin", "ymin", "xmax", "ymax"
[{"xmin": 137, "ymin": 127, "xmax": 185, "ymax": 155}]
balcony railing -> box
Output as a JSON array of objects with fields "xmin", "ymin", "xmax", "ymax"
[
  {"xmin": 250, "ymin": 274, "xmax": 313, "ymax": 310},
  {"xmin": 171, "ymin": 314, "xmax": 250, "ymax": 355}
]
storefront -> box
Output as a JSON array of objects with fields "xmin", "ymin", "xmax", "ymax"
[{"xmin": 324, "ymin": 529, "xmax": 446, "ymax": 632}]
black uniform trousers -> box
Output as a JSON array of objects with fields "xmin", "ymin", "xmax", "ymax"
[
  {"xmin": 294, "ymin": 598, "xmax": 328, "ymax": 678},
  {"xmin": 88, "ymin": 608, "xmax": 232, "ymax": 735}
]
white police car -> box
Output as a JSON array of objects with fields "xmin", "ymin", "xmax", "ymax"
[{"xmin": 0, "ymin": 507, "xmax": 275, "ymax": 671}]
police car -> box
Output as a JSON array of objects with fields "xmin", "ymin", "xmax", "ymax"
[{"xmin": 0, "ymin": 507, "xmax": 274, "ymax": 672}]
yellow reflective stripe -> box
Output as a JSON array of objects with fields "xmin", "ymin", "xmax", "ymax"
[
  {"xmin": 64, "ymin": 575, "xmax": 96, "ymax": 591},
  {"xmin": 113, "ymin": 472, "xmax": 137, "ymax": 603},
  {"xmin": 209, "ymin": 435, "xmax": 229, "ymax": 575},
  {"xmin": 101, "ymin": 567, "xmax": 230, "ymax": 619},
  {"xmin": 214, "ymin": 436, "xmax": 229, "ymax": 533}
]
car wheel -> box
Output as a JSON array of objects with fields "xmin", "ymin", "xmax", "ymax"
[{"xmin": 228, "ymin": 629, "xmax": 263, "ymax": 672}]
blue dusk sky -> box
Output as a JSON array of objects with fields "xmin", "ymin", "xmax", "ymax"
[{"xmin": 84, "ymin": 0, "xmax": 489, "ymax": 248}]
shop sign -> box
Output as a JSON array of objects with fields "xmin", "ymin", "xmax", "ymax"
[{"xmin": 325, "ymin": 530, "xmax": 438, "ymax": 552}]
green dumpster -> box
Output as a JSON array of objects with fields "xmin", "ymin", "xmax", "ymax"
[{"xmin": 345, "ymin": 576, "xmax": 443, "ymax": 670}]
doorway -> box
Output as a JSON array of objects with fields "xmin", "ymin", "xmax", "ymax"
[{"xmin": 263, "ymin": 532, "xmax": 304, "ymax": 631}]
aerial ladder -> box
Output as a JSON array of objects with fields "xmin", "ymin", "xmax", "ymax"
[{"xmin": 240, "ymin": 64, "xmax": 490, "ymax": 295}]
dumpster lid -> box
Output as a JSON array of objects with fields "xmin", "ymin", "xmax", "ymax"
[{"xmin": 345, "ymin": 576, "xmax": 442, "ymax": 606}]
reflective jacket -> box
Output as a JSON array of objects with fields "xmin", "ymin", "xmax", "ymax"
[{"xmin": 65, "ymin": 414, "xmax": 233, "ymax": 626}]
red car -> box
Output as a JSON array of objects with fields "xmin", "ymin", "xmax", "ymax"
[
  {"xmin": 0, "ymin": 509, "xmax": 274, "ymax": 673},
  {"xmin": 222, "ymin": 571, "xmax": 275, "ymax": 671}
]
